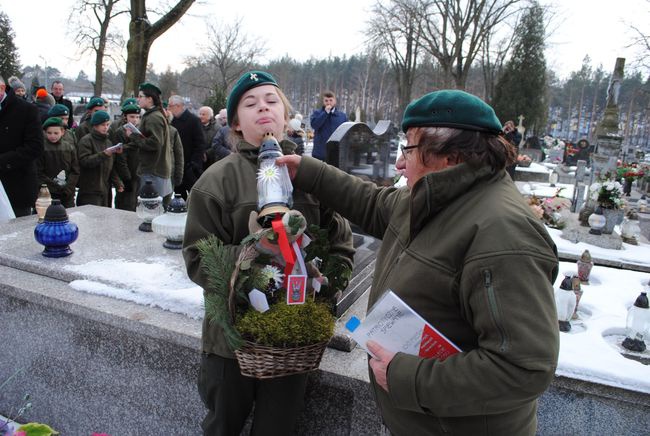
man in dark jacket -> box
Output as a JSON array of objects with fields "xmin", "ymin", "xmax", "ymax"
[
  {"xmin": 0, "ymin": 75, "xmax": 44, "ymax": 217},
  {"xmin": 199, "ymin": 106, "xmax": 219, "ymax": 170},
  {"xmin": 51, "ymin": 81, "xmax": 74, "ymax": 129},
  {"xmin": 169, "ymin": 95, "xmax": 205, "ymax": 199},
  {"xmin": 310, "ymin": 90, "xmax": 347, "ymax": 161}
]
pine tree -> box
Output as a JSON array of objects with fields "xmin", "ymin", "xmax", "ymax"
[
  {"xmin": 492, "ymin": 2, "xmax": 547, "ymax": 135},
  {"xmin": 0, "ymin": 12, "xmax": 21, "ymax": 79}
]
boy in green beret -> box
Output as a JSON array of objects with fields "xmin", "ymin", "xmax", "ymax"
[
  {"xmin": 77, "ymin": 110, "xmax": 124, "ymax": 207},
  {"xmin": 48, "ymin": 103, "xmax": 78, "ymax": 151},
  {"xmin": 109, "ymin": 103, "xmax": 142, "ymax": 211},
  {"xmin": 75, "ymin": 96, "xmax": 107, "ymax": 142},
  {"xmin": 37, "ymin": 117, "xmax": 80, "ymax": 208}
]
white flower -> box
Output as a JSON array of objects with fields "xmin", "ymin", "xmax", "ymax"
[{"xmin": 261, "ymin": 265, "xmax": 284, "ymax": 288}]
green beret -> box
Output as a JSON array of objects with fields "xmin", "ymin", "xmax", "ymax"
[
  {"xmin": 86, "ymin": 97, "xmax": 105, "ymax": 110},
  {"xmin": 401, "ymin": 90, "xmax": 502, "ymax": 135},
  {"xmin": 48, "ymin": 104, "xmax": 69, "ymax": 118},
  {"xmin": 162, "ymin": 101, "xmax": 168, "ymax": 109},
  {"xmin": 90, "ymin": 110, "xmax": 111, "ymax": 126},
  {"xmin": 122, "ymin": 97, "xmax": 137, "ymax": 108},
  {"xmin": 227, "ymin": 71, "xmax": 279, "ymax": 126},
  {"xmin": 43, "ymin": 117, "xmax": 65, "ymax": 130},
  {"xmin": 122, "ymin": 103, "xmax": 141, "ymax": 115},
  {"xmin": 139, "ymin": 82, "xmax": 161, "ymax": 95}
]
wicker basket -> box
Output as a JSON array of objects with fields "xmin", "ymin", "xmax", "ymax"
[
  {"xmin": 235, "ymin": 340, "xmax": 329, "ymax": 379},
  {"xmin": 229, "ymin": 244, "xmax": 330, "ymax": 379}
]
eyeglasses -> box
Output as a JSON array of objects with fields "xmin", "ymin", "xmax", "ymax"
[{"xmin": 400, "ymin": 144, "xmax": 423, "ymax": 158}]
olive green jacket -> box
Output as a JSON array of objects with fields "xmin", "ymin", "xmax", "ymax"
[
  {"xmin": 127, "ymin": 107, "xmax": 172, "ymax": 179},
  {"xmin": 182, "ymin": 141, "xmax": 355, "ymax": 358},
  {"xmin": 294, "ymin": 157, "xmax": 559, "ymax": 436},
  {"xmin": 77, "ymin": 130, "xmax": 122, "ymax": 197},
  {"xmin": 37, "ymin": 133, "xmax": 80, "ymax": 206}
]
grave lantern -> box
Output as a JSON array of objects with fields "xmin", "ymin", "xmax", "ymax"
[
  {"xmin": 555, "ymin": 276, "xmax": 577, "ymax": 332},
  {"xmin": 256, "ymin": 132, "xmax": 293, "ymax": 227},
  {"xmin": 136, "ymin": 181, "xmax": 163, "ymax": 232},
  {"xmin": 35, "ymin": 184, "xmax": 52, "ymax": 223},
  {"xmin": 576, "ymin": 249, "xmax": 593, "ymax": 284},
  {"xmin": 588, "ymin": 208, "xmax": 606, "ymax": 235},
  {"xmin": 34, "ymin": 200, "xmax": 79, "ymax": 258},
  {"xmin": 548, "ymin": 169, "xmax": 560, "ymax": 187},
  {"xmin": 620, "ymin": 210, "xmax": 641, "ymax": 245},
  {"xmin": 622, "ymin": 292, "xmax": 650, "ymax": 352},
  {"xmin": 637, "ymin": 196, "xmax": 647, "ymax": 213},
  {"xmin": 152, "ymin": 194, "xmax": 188, "ymax": 249}
]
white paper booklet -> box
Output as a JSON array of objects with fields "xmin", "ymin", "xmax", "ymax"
[{"xmin": 346, "ymin": 290, "xmax": 461, "ymax": 360}]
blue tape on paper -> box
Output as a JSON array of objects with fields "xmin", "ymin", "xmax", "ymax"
[{"xmin": 345, "ymin": 316, "xmax": 361, "ymax": 332}]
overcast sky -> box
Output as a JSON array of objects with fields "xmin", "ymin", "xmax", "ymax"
[{"xmin": 1, "ymin": 0, "xmax": 647, "ymax": 82}]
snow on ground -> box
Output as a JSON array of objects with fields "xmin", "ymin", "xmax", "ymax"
[
  {"xmin": 554, "ymin": 261, "xmax": 650, "ymax": 393},
  {"xmin": 64, "ymin": 258, "xmax": 203, "ymax": 319}
]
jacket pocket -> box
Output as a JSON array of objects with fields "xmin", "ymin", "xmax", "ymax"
[{"xmin": 483, "ymin": 269, "xmax": 509, "ymax": 353}]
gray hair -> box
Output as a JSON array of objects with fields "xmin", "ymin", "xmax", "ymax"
[
  {"xmin": 199, "ymin": 106, "xmax": 214, "ymax": 117},
  {"xmin": 168, "ymin": 95, "xmax": 185, "ymax": 106},
  {"xmin": 0, "ymin": 75, "xmax": 5, "ymax": 85}
]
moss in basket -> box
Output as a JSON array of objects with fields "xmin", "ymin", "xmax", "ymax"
[{"xmin": 235, "ymin": 298, "xmax": 335, "ymax": 348}]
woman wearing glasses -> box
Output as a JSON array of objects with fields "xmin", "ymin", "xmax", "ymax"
[{"xmin": 278, "ymin": 90, "xmax": 559, "ymax": 436}]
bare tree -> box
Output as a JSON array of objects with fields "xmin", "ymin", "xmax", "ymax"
[
  {"xmin": 191, "ymin": 17, "xmax": 266, "ymax": 93},
  {"xmin": 366, "ymin": 0, "xmax": 424, "ymax": 116},
  {"xmin": 629, "ymin": 1, "xmax": 650, "ymax": 72},
  {"xmin": 123, "ymin": 0, "xmax": 195, "ymax": 100},
  {"xmin": 419, "ymin": 0, "xmax": 521, "ymax": 90},
  {"xmin": 69, "ymin": 0, "xmax": 129, "ymax": 96}
]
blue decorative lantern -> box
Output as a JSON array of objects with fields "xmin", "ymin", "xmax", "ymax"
[{"xmin": 34, "ymin": 199, "xmax": 79, "ymax": 258}]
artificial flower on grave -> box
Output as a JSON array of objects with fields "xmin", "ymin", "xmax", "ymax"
[
  {"xmin": 616, "ymin": 162, "xmax": 645, "ymax": 182},
  {"xmin": 527, "ymin": 189, "xmax": 571, "ymax": 229},
  {"xmin": 517, "ymin": 154, "xmax": 532, "ymax": 167},
  {"xmin": 589, "ymin": 180, "xmax": 623, "ymax": 209}
]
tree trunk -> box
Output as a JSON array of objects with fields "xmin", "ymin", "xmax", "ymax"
[{"xmin": 123, "ymin": 0, "xmax": 196, "ymax": 100}]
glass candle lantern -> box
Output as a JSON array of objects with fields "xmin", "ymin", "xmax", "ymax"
[
  {"xmin": 637, "ymin": 196, "xmax": 647, "ymax": 213},
  {"xmin": 152, "ymin": 194, "xmax": 188, "ymax": 249},
  {"xmin": 34, "ymin": 199, "xmax": 79, "ymax": 258},
  {"xmin": 588, "ymin": 207, "xmax": 606, "ymax": 235},
  {"xmin": 620, "ymin": 211, "xmax": 641, "ymax": 245},
  {"xmin": 136, "ymin": 181, "xmax": 163, "ymax": 232},
  {"xmin": 35, "ymin": 184, "xmax": 52, "ymax": 223},
  {"xmin": 555, "ymin": 275, "xmax": 577, "ymax": 332},
  {"xmin": 576, "ymin": 249, "xmax": 593, "ymax": 284},
  {"xmin": 256, "ymin": 132, "xmax": 293, "ymax": 227},
  {"xmin": 548, "ymin": 169, "xmax": 559, "ymax": 187},
  {"xmin": 622, "ymin": 292, "xmax": 650, "ymax": 352}
]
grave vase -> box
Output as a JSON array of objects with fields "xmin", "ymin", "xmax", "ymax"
[
  {"xmin": 623, "ymin": 178, "xmax": 633, "ymax": 197},
  {"xmin": 601, "ymin": 207, "xmax": 623, "ymax": 234}
]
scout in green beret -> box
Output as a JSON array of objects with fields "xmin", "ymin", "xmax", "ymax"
[
  {"xmin": 226, "ymin": 70, "xmax": 279, "ymax": 126},
  {"xmin": 182, "ymin": 72, "xmax": 355, "ymax": 436},
  {"xmin": 273, "ymin": 89, "xmax": 556, "ymax": 436},
  {"xmin": 139, "ymin": 82, "xmax": 162, "ymax": 96},
  {"xmin": 91, "ymin": 110, "xmax": 111, "ymax": 126},
  {"xmin": 86, "ymin": 97, "xmax": 106, "ymax": 111},
  {"xmin": 43, "ymin": 117, "xmax": 65, "ymax": 130},
  {"xmin": 48, "ymin": 104, "xmax": 69, "ymax": 118},
  {"xmin": 122, "ymin": 97, "xmax": 137, "ymax": 108},
  {"xmin": 38, "ymin": 117, "xmax": 80, "ymax": 208}
]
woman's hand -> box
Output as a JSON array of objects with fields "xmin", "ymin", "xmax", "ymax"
[
  {"xmin": 368, "ymin": 340, "xmax": 396, "ymax": 392},
  {"xmin": 275, "ymin": 154, "xmax": 301, "ymax": 180}
]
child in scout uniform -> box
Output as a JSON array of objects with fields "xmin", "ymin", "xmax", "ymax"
[
  {"xmin": 48, "ymin": 104, "xmax": 77, "ymax": 151},
  {"xmin": 75, "ymin": 97, "xmax": 107, "ymax": 142},
  {"xmin": 37, "ymin": 117, "xmax": 80, "ymax": 208},
  {"xmin": 110, "ymin": 101, "xmax": 142, "ymax": 211},
  {"xmin": 182, "ymin": 71, "xmax": 355, "ymax": 436},
  {"xmin": 76, "ymin": 110, "xmax": 124, "ymax": 207},
  {"xmin": 125, "ymin": 82, "xmax": 173, "ymax": 207}
]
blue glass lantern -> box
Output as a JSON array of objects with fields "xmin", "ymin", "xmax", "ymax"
[{"xmin": 34, "ymin": 199, "xmax": 79, "ymax": 258}]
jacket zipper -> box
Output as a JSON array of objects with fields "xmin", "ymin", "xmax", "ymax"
[{"xmin": 483, "ymin": 269, "xmax": 508, "ymax": 353}]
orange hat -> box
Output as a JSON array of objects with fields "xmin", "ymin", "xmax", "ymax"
[{"xmin": 36, "ymin": 88, "xmax": 48, "ymax": 99}]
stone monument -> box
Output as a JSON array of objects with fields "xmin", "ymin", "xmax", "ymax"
[{"xmin": 591, "ymin": 58, "xmax": 625, "ymax": 184}]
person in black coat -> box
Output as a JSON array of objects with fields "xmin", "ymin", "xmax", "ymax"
[
  {"xmin": 0, "ymin": 76, "xmax": 44, "ymax": 217},
  {"xmin": 168, "ymin": 95, "xmax": 206, "ymax": 199},
  {"xmin": 51, "ymin": 81, "xmax": 75, "ymax": 129}
]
